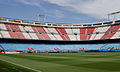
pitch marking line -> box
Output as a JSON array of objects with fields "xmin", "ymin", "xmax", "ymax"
[
  {"xmin": 23, "ymin": 55, "xmax": 71, "ymax": 59},
  {"xmin": 0, "ymin": 59, "xmax": 41, "ymax": 72}
]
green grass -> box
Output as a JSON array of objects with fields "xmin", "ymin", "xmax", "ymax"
[
  {"xmin": 0, "ymin": 52, "xmax": 120, "ymax": 72},
  {"xmin": 0, "ymin": 60, "xmax": 35, "ymax": 72}
]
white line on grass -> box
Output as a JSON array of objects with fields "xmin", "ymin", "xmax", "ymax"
[
  {"xmin": 0, "ymin": 59, "xmax": 41, "ymax": 72},
  {"xmin": 24, "ymin": 55, "xmax": 71, "ymax": 59}
]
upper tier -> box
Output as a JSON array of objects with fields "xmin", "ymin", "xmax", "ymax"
[{"xmin": 0, "ymin": 17, "xmax": 120, "ymax": 41}]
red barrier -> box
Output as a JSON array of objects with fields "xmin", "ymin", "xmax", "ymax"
[
  {"xmin": 0, "ymin": 52, "xmax": 5, "ymax": 54},
  {"xmin": 54, "ymin": 48, "xmax": 59, "ymax": 50}
]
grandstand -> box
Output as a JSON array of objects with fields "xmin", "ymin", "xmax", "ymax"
[{"xmin": 0, "ymin": 17, "xmax": 120, "ymax": 53}]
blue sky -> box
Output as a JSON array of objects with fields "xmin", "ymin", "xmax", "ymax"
[{"xmin": 0, "ymin": 0, "xmax": 120, "ymax": 24}]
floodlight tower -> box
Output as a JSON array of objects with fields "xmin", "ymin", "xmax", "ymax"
[
  {"xmin": 108, "ymin": 11, "xmax": 120, "ymax": 21},
  {"xmin": 37, "ymin": 14, "xmax": 46, "ymax": 24}
]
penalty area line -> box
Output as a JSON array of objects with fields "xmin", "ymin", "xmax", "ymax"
[{"xmin": 0, "ymin": 59, "xmax": 41, "ymax": 72}]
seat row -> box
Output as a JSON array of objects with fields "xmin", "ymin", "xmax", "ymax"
[
  {"xmin": 1, "ymin": 43, "xmax": 120, "ymax": 52},
  {"xmin": 0, "ymin": 23, "xmax": 119, "ymax": 40}
]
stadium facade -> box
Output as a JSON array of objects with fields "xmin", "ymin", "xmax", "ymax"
[{"xmin": 0, "ymin": 17, "xmax": 120, "ymax": 53}]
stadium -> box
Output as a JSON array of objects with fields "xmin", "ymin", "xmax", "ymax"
[
  {"xmin": 0, "ymin": 17, "xmax": 120, "ymax": 53},
  {"xmin": 0, "ymin": 17, "xmax": 120, "ymax": 72},
  {"xmin": 0, "ymin": 0, "xmax": 120, "ymax": 72}
]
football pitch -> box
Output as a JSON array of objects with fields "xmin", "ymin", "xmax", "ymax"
[{"xmin": 0, "ymin": 52, "xmax": 120, "ymax": 72}]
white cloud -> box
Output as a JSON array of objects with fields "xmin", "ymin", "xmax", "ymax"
[
  {"xmin": 46, "ymin": 10, "xmax": 64, "ymax": 19},
  {"xmin": 54, "ymin": 10, "xmax": 64, "ymax": 19},
  {"xmin": 18, "ymin": 0, "xmax": 120, "ymax": 20},
  {"xmin": 18, "ymin": 0, "xmax": 41, "ymax": 7},
  {"xmin": 45, "ymin": 0, "xmax": 120, "ymax": 19},
  {"xmin": 18, "ymin": 0, "xmax": 65, "ymax": 19}
]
